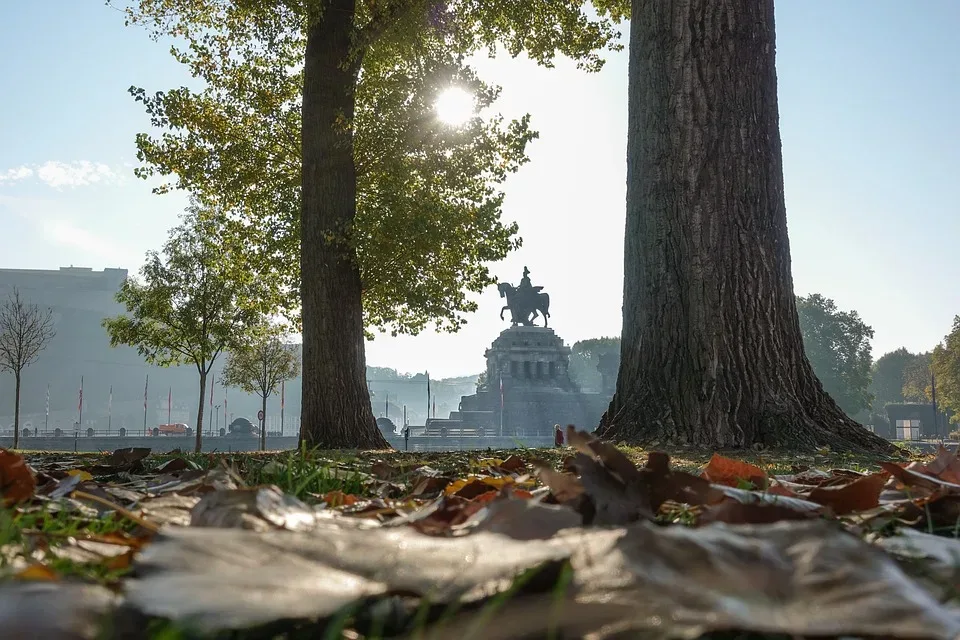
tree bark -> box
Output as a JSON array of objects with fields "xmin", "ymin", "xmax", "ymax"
[
  {"xmin": 300, "ymin": 0, "xmax": 389, "ymax": 450},
  {"xmin": 261, "ymin": 393, "xmax": 267, "ymax": 452},
  {"xmin": 598, "ymin": 0, "xmax": 892, "ymax": 453},
  {"xmin": 195, "ymin": 370, "xmax": 205, "ymax": 454},
  {"xmin": 13, "ymin": 372, "xmax": 20, "ymax": 449}
]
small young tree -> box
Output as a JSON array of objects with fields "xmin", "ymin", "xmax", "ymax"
[
  {"xmin": 0, "ymin": 289, "xmax": 55, "ymax": 448},
  {"xmin": 222, "ymin": 325, "xmax": 301, "ymax": 451},
  {"xmin": 103, "ymin": 201, "xmax": 257, "ymax": 453}
]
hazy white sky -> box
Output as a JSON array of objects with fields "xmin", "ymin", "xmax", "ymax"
[{"xmin": 1, "ymin": 2, "xmax": 958, "ymax": 378}]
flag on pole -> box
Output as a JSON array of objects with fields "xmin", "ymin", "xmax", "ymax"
[
  {"xmin": 281, "ymin": 380, "xmax": 285, "ymax": 409},
  {"xmin": 210, "ymin": 376, "xmax": 215, "ymax": 407},
  {"xmin": 144, "ymin": 375, "xmax": 149, "ymax": 410},
  {"xmin": 108, "ymin": 385, "xmax": 113, "ymax": 417},
  {"xmin": 426, "ymin": 371, "xmax": 431, "ymax": 422},
  {"xmin": 167, "ymin": 387, "xmax": 172, "ymax": 423},
  {"xmin": 78, "ymin": 377, "xmax": 83, "ymax": 412},
  {"xmin": 45, "ymin": 384, "xmax": 49, "ymax": 419},
  {"xmin": 224, "ymin": 386, "xmax": 228, "ymax": 415}
]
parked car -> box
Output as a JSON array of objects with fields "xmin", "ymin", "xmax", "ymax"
[
  {"xmin": 376, "ymin": 417, "xmax": 399, "ymax": 436},
  {"xmin": 150, "ymin": 423, "xmax": 193, "ymax": 436},
  {"xmin": 227, "ymin": 417, "xmax": 258, "ymax": 436}
]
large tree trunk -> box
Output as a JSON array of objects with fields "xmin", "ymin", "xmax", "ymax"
[
  {"xmin": 195, "ymin": 370, "xmax": 205, "ymax": 454},
  {"xmin": 598, "ymin": 0, "xmax": 892, "ymax": 453},
  {"xmin": 300, "ymin": 0, "xmax": 389, "ymax": 450},
  {"xmin": 13, "ymin": 372, "xmax": 20, "ymax": 449}
]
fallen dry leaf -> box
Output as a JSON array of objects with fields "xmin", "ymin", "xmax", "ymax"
[
  {"xmin": 567, "ymin": 426, "xmax": 642, "ymax": 484},
  {"xmin": 370, "ymin": 461, "xmax": 398, "ymax": 480},
  {"xmin": 808, "ymin": 472, "xmax": 889, "ymax": 515},
  {"xmin": 15, "ymin": 563, "xmax": 59, "ymax": 581},
  {"xmin": 0, "ymin": 449, "xmax": 35, "ymax": 506},
  {"xmin": 499, "ymin": 455, "xmax": 526, "ymax": 473},
  {"xmin": 192, "ymin": 486, "xmax": 319, "ymax": 532},
  {"xmin": 531, "ymin": 462, "xmax": 584, "ymax": 504},
  {"xmin": 126, "ymin": 522, "xmax": 570, "ymax": 632},
  {"xmin": 698, "ymin": 501, "xmax": 817, "ymax": 525},
  {"xmin": 0, "ymin": 582, "xmax": 118, "ymax": 640},
  {"xmin": 880, "ymin": 462, "xmax": 960, "ymax": 494},
  {"xmin": 155, "ymin": 457, "xmax": 197, "ymax": 474},
  {"xmin": 320, "ymin": 490, "xmax": 359, "ymax": 508},
  {"xmin": 701, "ymin": 453, "xmax": 767, "ymax": 487},
  {"xmin": 102, "ymin": 447, "xmax": 151, "ymax": 468}
]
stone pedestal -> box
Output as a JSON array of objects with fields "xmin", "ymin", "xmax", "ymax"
[
  {"xmin": 484, "ymin": 326, "xmax": 575, "ymax": 392},
  {"xmin": 449, "ymin": 326, "xmax": 607, "ymax": 436}
]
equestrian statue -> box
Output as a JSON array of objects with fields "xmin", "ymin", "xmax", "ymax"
[{"xmin": 498, "ymin": 266, "xmax": 551, "ymax": 327}]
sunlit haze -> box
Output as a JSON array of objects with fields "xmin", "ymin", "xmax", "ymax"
[
  {"xmin": 434, "ymin": 86, "xmax": 475, "ymax": 126},
  {"xmin": 1, "ymin": 2, "xmax": 959, "ymax": 379}
]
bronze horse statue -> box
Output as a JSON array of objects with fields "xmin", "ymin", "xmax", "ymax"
[{"xmin": 498, "ymin": 282, "xmax": 551, "ymax": 327}]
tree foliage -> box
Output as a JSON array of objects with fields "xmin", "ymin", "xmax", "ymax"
[
  {"xmin": 932, "ymin": 317, "xmax": 960, "ymax": 424},
  {"xmin": 569, "ymin": 337, "xmax": 620, "ymax": 392},
  {"xmin": 795, "ymin": 294, "xmax": 874, "ymax": 417},
  {"xmin": 103, "ymin": 202, "xmax": 258, "ymax": 452},
  {"xmin": 222, "ymin": 324, "xmax": 301, "ymax": 450},
  {"xmin": 117, "ymin": 0, "xmax": 622, "ymax": 335},
  {"xmin": 902, "ymin": 351, "xmax": 933, "ymax": 403},
  {"xmin": 0, "ymin": 288, "xmax": 55, "ymax": 448},
  {"xmin": 869, "ymin": 348, "xmax": 916, "ymax": 411}
]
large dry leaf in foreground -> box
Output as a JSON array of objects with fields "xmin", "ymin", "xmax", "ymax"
[
  {"xmin": 128, "ymin": 515, "xmax": 960, "ymax": 639},
  {"xmin": 0, "ymin": 582, "xmax": 117, "ymax": 639},
  {"xmin": 0, "ymin": 449, "xmax": 35, "ymax": 505},
  {"xmin": 552, "ymin": 520, "xmax": 960, "ymax": 640},
  {"xmin": 126, "ymin": 524, "xmax": 571, "ymax": 631}
]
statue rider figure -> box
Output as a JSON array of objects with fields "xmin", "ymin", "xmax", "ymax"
[
  {"xmin": 497, "ymin": 265, "xmax": 551, "ymax": 327},
  {"xmin": 518, "ymin": 266, "xmax": 533, "ymax": 298}
]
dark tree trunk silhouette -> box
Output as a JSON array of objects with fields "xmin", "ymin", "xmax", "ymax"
[
  {"xmin": 299, "ymin": 0, "xmax": 389, "ymax": 449},
  {"xmin": 598, "ymin": 0, "xmax": 892, "ymax": 453},
  {"xmin": 195, "ymin": 370, "xmax": 206, "ymax": 454},
  {"xmin": 13, "ymin": 373, "xmax": 20, "ymax": 449}
]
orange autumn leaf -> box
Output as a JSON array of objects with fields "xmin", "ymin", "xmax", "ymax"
[
  {"xmin": 701, "ymin": 454, "xmax": 766, "ymax": 488},
  {"xmin": 0, "ymin": 449, "xmax": 35, "ymax": 506},
  {"xmin": 917, "ymin": 446, "xmax": 960, "ymax": 485},
  {"xmin": 15, "ymin": 564, "xmax": 58, "ymax": 581},
  {"xmin": 321, "ymin": 490, "xmax": 358, "ymax": 507},
  {"xmin": 807, "ymin": 472, "xmax": 888, "ymax": 515}
]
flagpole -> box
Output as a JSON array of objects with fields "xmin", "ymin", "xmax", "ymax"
[
  {"xmin": 143, "ymin": 374, "xmax": 149, "ymax": 436},
  {"xmin": 108, "ymin": 385, "xmax": 112, "ymax": 432},
  {"xmin": 45, "ymin": 383, "xmax": 49, "ymax": 433},
  {"xmin": 78, "ymin": 376, "xmax": 84, "ymax": 427},
  {"xmin": 280, "ymin": 379, "xmax": 285, "ymax": 437},
  {"xmin": 499, "ymin": 374, "xmax": 504, "ymax": 437},
  {"xmin": 167, "ymin": 387, "xmax": 172, "ymax": 424},
  {"xmin": 426, "ymin": 371, "xmax": 430, "ymax": 425}
]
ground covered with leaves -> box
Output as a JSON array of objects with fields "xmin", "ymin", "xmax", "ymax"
[{"xmin": 2, "ymin": 429, "xmax": 960, "ymax": 639}]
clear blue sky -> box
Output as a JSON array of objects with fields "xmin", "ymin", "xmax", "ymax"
[{"xmin": 1, "ymin": 1, "xmax": 958, "ymax": 377}]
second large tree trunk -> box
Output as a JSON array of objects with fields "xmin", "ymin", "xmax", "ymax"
[
  {"xmin": 300, "ymin": 0, "xmax": 389, "ymax": 450},
  {"xmin": 598, "ymin": 0, "xmax": 891, "ymax": 453}
]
